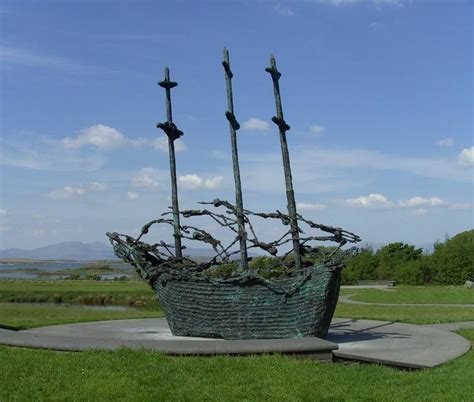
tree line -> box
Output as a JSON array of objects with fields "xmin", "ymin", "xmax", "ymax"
[{"xmin": 341, "ymin": 230, "xmax": 473, "ymax": 285}]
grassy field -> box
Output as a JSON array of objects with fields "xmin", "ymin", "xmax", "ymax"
[
  {"xmin": 1, "ymin": 281, "xmax": 473, "ymax": 328},
  {"xmin": 0, "ymin": 303, "xmax": 163, "ymax": 330},
  {"xmin": 0, "ymin": 331, "xmax": 473, "ymax": 401},
  {"xmin": 334, "ymin": 303, "xmax": 474, "ymax": 324},
  {"xmin": 341, "ymin": 285, "xmax": 474, "ymax": 305},
  {"xmin": 1, "ymin": 280, "xmax": 473, "ymax": 400},
  {"xmin": 0, "ymin": 280, "xmax": 156, "ymax": 307}
]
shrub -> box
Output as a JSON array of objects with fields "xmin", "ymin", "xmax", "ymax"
[
  {"xmin": 342, "ymin": 247, "xmax": 378, "ymax": 285},
  {"xmin": 431, "ymin": 230, "xmax": 474, "ymax": 285},
  {"xmin": 376, "ymin": 242, "xmax": 423, "ymax": 280}
]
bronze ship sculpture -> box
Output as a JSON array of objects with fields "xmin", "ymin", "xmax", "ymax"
[{"xmin": 107, "ymin": 49, "xmax": 361, "ymax": 340}]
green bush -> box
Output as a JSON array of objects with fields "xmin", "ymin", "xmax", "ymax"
[
  {"xmin": 395, "ymin": 259, "xmax": 430, "ymax": 285},
  {"xmin": 204, "ymin": 231, "xmax": 473, "ymax": 285},
  {"xmin": 342, "ymin": 247, "xmax": 378, "ymax": 285},
  {"xmin": 375, "ymin": 242, "xmax": 423, "ymax": 280},
  {"xmin": 430, "ymin": 230, "xmax": 474, "ymax": 285}
]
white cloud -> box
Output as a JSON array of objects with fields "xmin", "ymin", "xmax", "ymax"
[
  {"xmin": 48, "ymin": 186, "xmax": 87, "ymax": 199},
  {"xmin": 340, "ymin": 194, "xmax": 465, "ymax": 215},
  {"xmin": 63, "ymin": 125, "xmax": 186, "ymax": 153},
  {"xmin": 399, "ymin": 196, "xmax": 445, "ymax": 208},
  {"xmin": 275, "ymin": 4, "xmax": 295, "ymax": 16},
  {"xmin": 314, "ymin": 0, "xmax": 404, "ymax": 6},
  {"xmin": 296, "ymin": 202, "xmax": 326, "ymax": 211},
  {"xmin": 178, "ymin": 174, "xmax": 203, "ymax": 189},
  {"xmin": 127, "ymin": 191, "xmax": 139, "ymax": 200},
  {"xmin": 458, "ymin": 147, "xmax": 474, "ymax": 167},
  {"xmin": 204, "ymin": 176, "xmax": 224, "ymax": 189},
  {"xmin": 1, "ymin": 133, "xmax": 104, "ymax": 172},
  {"xmin": 316, "ymin": 0, "xmax": 360, "ymax": 4},
  {"xmin": 408, "ymin": 208, "xmax": 428, "ymax": 216},
  {"xmin": 88, "ymin": 181, "xmax": 107, "ymax": 192},
  {"xmin": 287, "ymin": 146, "xmax": 472, "ymax": 183},
  {"xmin": 63, "ymin": 124, "xmax": 127, "ymax": 150},
  {"xmin": 436, "ymin": 138, "xmax": 454, "ymax": 147},
  {"xmin": 0, "ymin": 209, "xmax": 6, "ymax": 217},
  {"xmin": 309, "ymin": 125, "xmax": 325, "ymax": 136},
  {"xmin": 178, "ymin": 174, "xmax": 224, "ymax": 190},
  {"xmin": 47, "ymin": 182, "xmax": 107, "ymax": 199},
  {"xmin": 0, "ymin": 46, "xmax": 96, "ymax": 74},
  {"xmin": 132, "ymin": 167, "xmax": 161, "ymax": 189},
  {"xmin": 342, "ymin": 193, "xmax": 394, "ymax": 209},
  {"xmin": 242, "ymin": 118, "xmax": 271, "ymax": 132},
  {"xmin": 235, "ymin": 144, "xmax": 472, "ymax": 197},
  {"xmin": 450, "ymin": 203, "xmax": 474, "ymax": 210},
  {"xmin": 152, "ymin": 137, "xmax": 186, "ymax": 152}
]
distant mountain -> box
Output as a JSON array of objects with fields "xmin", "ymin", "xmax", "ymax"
[
  {"xmin": 0, "ymin": 242, "xmax": 117, "ymax": 261},
  {"xmin": 0, "ymin": 240, "xmax": 435, "ymax": 261},
  {"xmin": 0, "ymin": 241, "xmax": 257, "ymax": 261}
]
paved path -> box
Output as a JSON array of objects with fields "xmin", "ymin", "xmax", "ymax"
[
  {"xmin": 339, "ymin": 294, "xmax": 474, "ymax": 308},
  {"xmin": 0, "ymin": 318, "xmax": 471, "ymax": 369}
]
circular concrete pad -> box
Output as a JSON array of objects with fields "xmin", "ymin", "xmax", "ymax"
[
  {"xmin": 0, "ymin": 319, "xmax": 337, "ymax": 361},
  {"xmin": 328, "ymin": 318, "xmax": 471, "ymax": 368},
  {"xmin": 0, "ymin": 318, "xmax": 470, "ymax": 368}
]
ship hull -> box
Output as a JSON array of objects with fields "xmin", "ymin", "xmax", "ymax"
[
  {"xmin": 107, "ymin": 233, "xmax": 342, "ymax": 340},
  {"xmin": 150, "ymin": 264, "xmax": 340, "ymax": 340}
]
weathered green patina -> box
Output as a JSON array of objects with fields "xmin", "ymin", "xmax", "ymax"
[
  {"xmin": 157, "ymin": 67, "xmax": 183, "ymax": 259},
  {"xmin": 266, "ymin": 55, "xmax": 302, "ymax": 271},
  {"xmin": 107, "ymin": 50, "xmax": 361, "ymax": 340}
]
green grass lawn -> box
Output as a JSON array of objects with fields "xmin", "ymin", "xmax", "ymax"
[
  {"xmin": 0, "ymin": 303, "xmax": 163, "ymax": 330},
  {"xmin": 1, "ymin": 280, "xmax": 474, "ymax": 400},
  {"xmin": 341, "ymin": 285, "xmax": 474, "ymax": 305},
  {"xmin": 336, "ymin": 285, "xmax": 474, "ymax": 324},
  {"xmin": 0, "ymin": 280, "xmax": 156, "ymax": 307},
  {"xmin": 335, "ymin": 303, "xmax": 474, "ymax": 324},
  {"xmin": 0, "ymin": 331, "xmax": 473, "ymax": 401}
]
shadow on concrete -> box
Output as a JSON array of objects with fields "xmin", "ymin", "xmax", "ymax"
[
  {"xmin": 327, "ymin": 320, "xmax": 410, "ymax": 344},
  {"xmin": 0, "ymin": 324, "xmax": 19, "ymax": 331}
]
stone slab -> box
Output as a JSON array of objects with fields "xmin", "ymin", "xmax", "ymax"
[
  {"xmin": 328, "ymin": 318, "xmax": 471, "ymax": 369},
  {"xmin": 0, "ymin": 318, "xmax": 470, "ymax": 368},
  {"xmin": 0, "ymin": 320, "xmax": 337, "ymax": 360}
]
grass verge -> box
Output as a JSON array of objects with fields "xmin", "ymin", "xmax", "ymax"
[
  {"xmin": 0, "ymin": 331, "xmax": 472, "ymax": 401},
  {"xmin": 0, "ymin": 302, "xmax": 163, "ymax": 330},
  {"xmin": 341, "ymin": 286, "xmax": 474, "ymax": 305},
  {"xmin": 0, "ymin": 280, "xmax": 156, "ymax": 308},
  {"xmin": 335, "ymin": 303, "xmax": 474, "ymax": 324}
]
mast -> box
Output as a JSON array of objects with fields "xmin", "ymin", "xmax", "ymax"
[
  {"xmin": 157, "ymin": 67, "xmax": 183, "ymax": 259},
  {"xmin": 265, "ymin": 55, "xmax": 302, "ymax": 270},
  {"xmin": 222, "ymin": 48, "xmax": 248, "ymax": 271}
]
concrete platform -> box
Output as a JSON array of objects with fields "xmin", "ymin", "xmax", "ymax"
[
  {"xmin": 0, "ymin": 318, "xmax": 470, "ymax": 368},
  {"xmin": 0, "ymin": 319, "xmax": 337, "ymax": 361},
  {"xmin": 328, "ymin": 319, "xmax": 471, "ymax": 369}
]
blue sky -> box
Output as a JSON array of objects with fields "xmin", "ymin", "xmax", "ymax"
[{"xmin": 0, "ymin": 0, "xmax": 472, "ymax": 250}]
